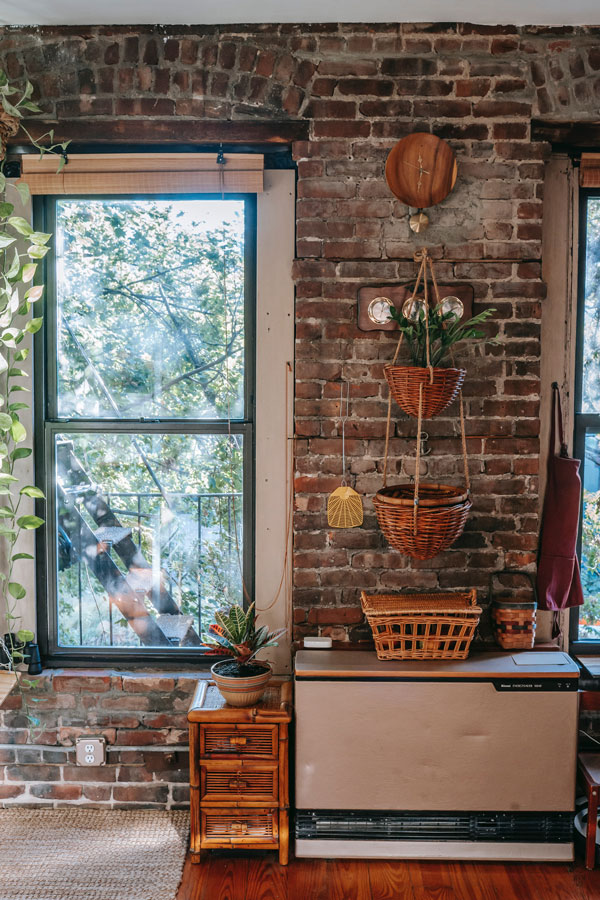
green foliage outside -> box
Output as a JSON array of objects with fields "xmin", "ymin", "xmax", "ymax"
[
  {"xmin": 54, "ymin": 198, "xmax": 247, "ymax": 649},
  {"xmin": 580, "ymin": 201, "xmax": 600, "ymax": 638}
]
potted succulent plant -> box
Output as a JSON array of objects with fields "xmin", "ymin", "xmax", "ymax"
[
  {"xmin": 385, "ymin": 296, "xmax": 496, "ymax": 419},
  {"xmin": 202, "ymin": 602, "xmax": 286, "ymax": 707}
]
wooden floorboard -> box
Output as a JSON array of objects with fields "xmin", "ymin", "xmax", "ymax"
[{"xmin": 176, "ymin": 853, "xmax": 600, "ymax": 900}]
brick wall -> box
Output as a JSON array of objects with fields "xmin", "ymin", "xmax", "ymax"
[
  {"xmin": 0, "ymin": 672, "xmax": 195, "ymax": 807},
  {"xmin": 1, "ymin": 21, "xmax": 600, "ymax": 804}
]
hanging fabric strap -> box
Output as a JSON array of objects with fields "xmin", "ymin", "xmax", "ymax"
[
  {"xmin": 550, "ymin": 381, "xmax": 569, "ymax": 459},
  {"xmin": 381, "ymin": 248, "xmax": 470, "ymax": 532}
]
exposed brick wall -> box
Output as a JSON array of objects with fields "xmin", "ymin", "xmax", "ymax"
[
  {"xmin": 0, "ymin": 672, "xmax": 196, "ymax": 807},
  {"xmin": 1, "ymin": 21, "xmax": 600, "ymax": 803}
]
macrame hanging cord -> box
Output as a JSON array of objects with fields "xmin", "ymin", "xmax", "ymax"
[{"xmin": 381, "ymin": 249, "xmax": 470, "ymax": 535}]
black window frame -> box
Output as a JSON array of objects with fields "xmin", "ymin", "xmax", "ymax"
[
  {"xmin": 571, "ymin": 186, "xmax": 600, "ymax": 652},
  {"xmin": 33, "ymin": 191, "xmax": 257, "ymax": 666}
]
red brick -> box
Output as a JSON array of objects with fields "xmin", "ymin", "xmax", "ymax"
[
  {"xmin": 122, "ymin": 676, "xmax": 175, "ymax": 693},
  {"xmin": 30, "ymin": 784, "xmax": 83, "ymax": 800}
]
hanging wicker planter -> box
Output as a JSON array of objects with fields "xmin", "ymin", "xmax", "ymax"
[
  {"xmin": 384, "ymin": 365, "xmax": 466, "ymax": 419},
  {"xmin": 373, "ymin": 484, "xmax": 472, "ymax": 560}
]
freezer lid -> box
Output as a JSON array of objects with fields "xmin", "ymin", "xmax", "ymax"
[{"xmin": 295, "ymin": 649, "xmax": 580, "ymax": 680}]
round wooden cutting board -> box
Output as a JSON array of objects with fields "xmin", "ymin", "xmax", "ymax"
[{"xmin": 385, "ymin": 132, "xmax": 457, "ymax": 209}]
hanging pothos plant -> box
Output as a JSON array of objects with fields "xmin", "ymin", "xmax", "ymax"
[{"xmin": 0, "ymin": 68, "xmax": 68, "ymax": 731}]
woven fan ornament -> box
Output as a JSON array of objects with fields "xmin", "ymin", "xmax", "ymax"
[{"xmin": 327, "ymin": 383, "xmax": 363, "ymax": 529}]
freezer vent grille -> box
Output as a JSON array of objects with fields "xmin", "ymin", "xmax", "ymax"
[{"xmin": 295, "ymin": 811, "xmax": 573, "ymax": 843}]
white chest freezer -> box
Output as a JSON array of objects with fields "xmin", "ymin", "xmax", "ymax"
[{"xmin": 294, "ymin": 649, "xmax": 579, "ymax": 861}]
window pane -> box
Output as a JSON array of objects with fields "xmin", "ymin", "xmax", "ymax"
[
  {"xmin": 581, "ymin": 431, "xmax": 600, "ymax": 638},
  {"xmin": 55, "ymin": 198, "xmax": 245, "ymax": 419},
  {"xmin": 581, "ymin": 197, "xmax": 600, "ymax": 413},
  {"xmin": 54, "ymin": 431, "xmax": 244, "ymax": 649}
]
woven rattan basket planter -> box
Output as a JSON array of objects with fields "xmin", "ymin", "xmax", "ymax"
[
  {"xmin": 361, "ymin": 590, "xmax": 481, "ymax": 660},
  {"xmin": 373, "ymin": 483, "xmax": 472, "ymax": 560},
  {"xmin": 384, "ymin": 365, "xmax": 466, "ymax": 419},
  {"xmin": 491, "ymin": 601, "xmax": 537, "ymax": 650}
]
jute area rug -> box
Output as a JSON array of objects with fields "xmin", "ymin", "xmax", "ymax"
[{"xmin": 0, "ymin": 808, "xmax": 189, "ymax": 900}]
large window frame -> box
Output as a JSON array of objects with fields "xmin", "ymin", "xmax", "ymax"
[
  {"xmin": 33, "ymin": 192, "xmax": 257, "ymax": 665},
  {"xmin": 572, "ymin": 186, "xmax": 600, "ymax": 651}
]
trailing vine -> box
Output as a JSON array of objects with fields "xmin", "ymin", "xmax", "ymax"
[{"xmin": 0, "ymin": 69, "xmax": 67, "ymax": 733}]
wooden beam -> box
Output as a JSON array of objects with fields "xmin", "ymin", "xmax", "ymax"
[
  {"xmin": 11, "ymin": 118, "xmax": 309, "ymax": 148},
  {"xmin": 532, "ymin": 119, "xmax": 600, "ymax": 149}
]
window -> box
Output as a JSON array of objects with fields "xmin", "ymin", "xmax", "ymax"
[
  {"xmin": 575, "ymin": 189, "xmax": 600, "ymax": 643},
  {"xmin": 35, "ymin": 194, "xmax": 255, "ymax": 661}
]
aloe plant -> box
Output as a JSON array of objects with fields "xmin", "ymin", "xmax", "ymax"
[
  {"xmin": 202, "ymin": 601, "xmax": 285, "ymax": 669},
  {"xmin": 388, "ymin": 301, "xmax": 497, "ymax": 368}
]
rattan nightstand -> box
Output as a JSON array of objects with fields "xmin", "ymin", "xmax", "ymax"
[{"xmin": 188, "ymin": 678, "xmax": 292, "ymax": 864}]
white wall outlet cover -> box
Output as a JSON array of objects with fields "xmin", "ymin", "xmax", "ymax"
[
  {"xmin": 75, "ymin": 736, "xmax": 107, "ymax": 766},
  {"xmin": 303, "ymin": 636, "xmax": 333, "ymax": 649}
]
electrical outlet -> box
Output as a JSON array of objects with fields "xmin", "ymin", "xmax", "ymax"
[{"xmin": 75, "ymin": 736, "xmax": 106, "ymax": 766}]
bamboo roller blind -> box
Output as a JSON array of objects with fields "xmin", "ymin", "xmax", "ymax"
[
  {"xmin": 580, "ymin": 153, "xmax": 600, "ymax": 188},
  {"xmin": 20, "ymin": 153, "xmax": 264, "ymax": 195}
]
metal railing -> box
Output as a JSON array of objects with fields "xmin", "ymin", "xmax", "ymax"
[{"xmin": 62, "ymin": 489, "xmax": 243, "ymax": 647}]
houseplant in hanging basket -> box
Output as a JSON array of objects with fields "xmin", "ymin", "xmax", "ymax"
[
  {"xmin": 202, "ymin": 602, "xmax": 285, "ymax": 707},
  {"xmin": 384, "ymin": 252, "xmax": 496, "ymax": 419},
  {"xmin": 386, "ymin": 299, "xmax": 496, "ymax": 418}
]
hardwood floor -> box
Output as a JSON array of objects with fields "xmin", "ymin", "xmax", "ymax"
[{"xmin": 177, "ymin": 852, "xmax": 600, "ymax": 900}]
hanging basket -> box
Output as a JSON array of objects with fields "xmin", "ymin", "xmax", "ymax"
[
  {"xmin": 373, "ymin": 483, "xmax": 472, "ymax": 560},
  {"xmin": 384, "ymin": 365, "xmax": 466, "ymax": 419}
]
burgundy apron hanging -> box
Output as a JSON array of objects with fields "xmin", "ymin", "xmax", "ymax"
[{"xmin": 536, "ymin": 382, "xmax": 583, "ymax": 637}]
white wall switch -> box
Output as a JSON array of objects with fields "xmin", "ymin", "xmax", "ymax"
[{"xmin": 75, "ymin": 736, "xmax": 106, "ymax": 766}]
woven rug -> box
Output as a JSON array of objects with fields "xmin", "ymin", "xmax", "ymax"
[{"xmin": 0, "ymin": 809, "xmax": 189, "ymax": 900}]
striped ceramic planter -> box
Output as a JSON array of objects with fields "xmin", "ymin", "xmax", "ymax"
[{"xmin": 211, "ymin": 661, "xmax": 273, "ymax": 708}]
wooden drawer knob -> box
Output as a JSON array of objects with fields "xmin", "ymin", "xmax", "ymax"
[
  {"xmin": 231, "ymin": 821, "xmax": 248, "ymax": 834},
  {"xmin": 228, "ymin": 736, "xmax": 247, "ymax": 746}
]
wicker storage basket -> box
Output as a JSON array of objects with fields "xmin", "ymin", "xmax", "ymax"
[
  {"xmin": 489, "ymin": 570, "xmax": 537, "ymax": 650},
  {"xmin": 373, "ymin": 483, "xmax": 472, "ymax": 560},
  {"xmin": 384, "ymin": 365, "xmax": 466, "ymax": 419},
  {"xmin": 491, "ymin": 602, "xmax": 536, "ymax": 650},
  {"xmin": 361, "ymin": 590, "xmax": 481, "ymax": 660}
]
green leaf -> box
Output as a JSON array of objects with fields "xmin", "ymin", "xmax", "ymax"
[
  {"xmin": 9, "ymin": 385, "xmax": 30, "ymax": 393},
  {"xmin": 11, "ymin": 447, "xmax": 31, "ymax": 460},
  {"xmin": 1, "ymin": 95, "xmax": 21, "ymax": 118},
  {"xmin": 12, "ymin": 552, "xmax": 34, "ymax": 561},
  {"xmin": 0, "ymin": 524, "xmax": 16, "ymax": 537},
  {"xmin": 16, "ymin": 514, "xmax": 44, "ymax": 529},
  {"xmin": 6, "ymin": 248, "xmax": 20, "ymax": 280},
  {"xmin": 21, "ymin": 264, "xmax": 36, "ymax": 283},
  {"xmin": 24, "ymin": 284, "xmax": 43, "ymax": 302},
  {"xmin": 10, "ymin": 419, "xmax": 26, "ymax": 443},
  {"xmin": 27, "ymin": 244, "xmax": 49, "ymax": 260},
  {"xmin": 0, "ymin": 473, "xmax": 18, "ymax": 484},
  {"xmin": 8, "ymin": 368, "xmax": 28, "ymax": 377},
  {"xmin": 8, "ymin": 216, "xmax": 33, "ymax": 236},
  {"xmin": 16, "ymin": 629, "xmax": 34, "ymax": 643},
  {"xmin": 25, "ymin": 317, "xmax": 42, "ymax": 334},
  {"xmin": 13, "ymin": 348, "xmax": 29, "ymax": 361},
  {"xmin": 0, "ymin": 233, "xmax": 16, "ymax": 249},
  {"xmin": 30, "ymin": 231, "xmax": 51, "ymax": 246},
  {"xmin": 14, "ymin": 182, "xmax": 30, "ymax": 205},
  {"xmin": 20, "ymin": 485, "xmax": 44, "ymax": 499},
  {"xmin": 19, "ymin": 101, "xmax": 41, "ymax": 113},
  {"xmin": 0, "ymin": 173, "xmax": 5, "ymax": 193},
  {"xmin": 8, "ymin": 581, "xmax": 26, "ymax": 599},
  {"xmin": 0, "ymin": 201, "xmax": 14, "ymax": 218},
  {"xmin": 0, "ymin": 412, "xmax": 13, "ymax": 430},
  {"xmin": 0, "ymin": 505, "xmax": 13, "ymax": 516}
]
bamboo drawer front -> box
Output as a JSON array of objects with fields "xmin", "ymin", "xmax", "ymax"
[{"xmin": 188, "ymin": 679, "xmax": 292, "ymax": 865}]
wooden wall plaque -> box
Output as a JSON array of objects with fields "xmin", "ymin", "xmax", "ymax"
[{"xmin": 357, "ymin": 283, "xmax": 474, "ymax": 332}]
